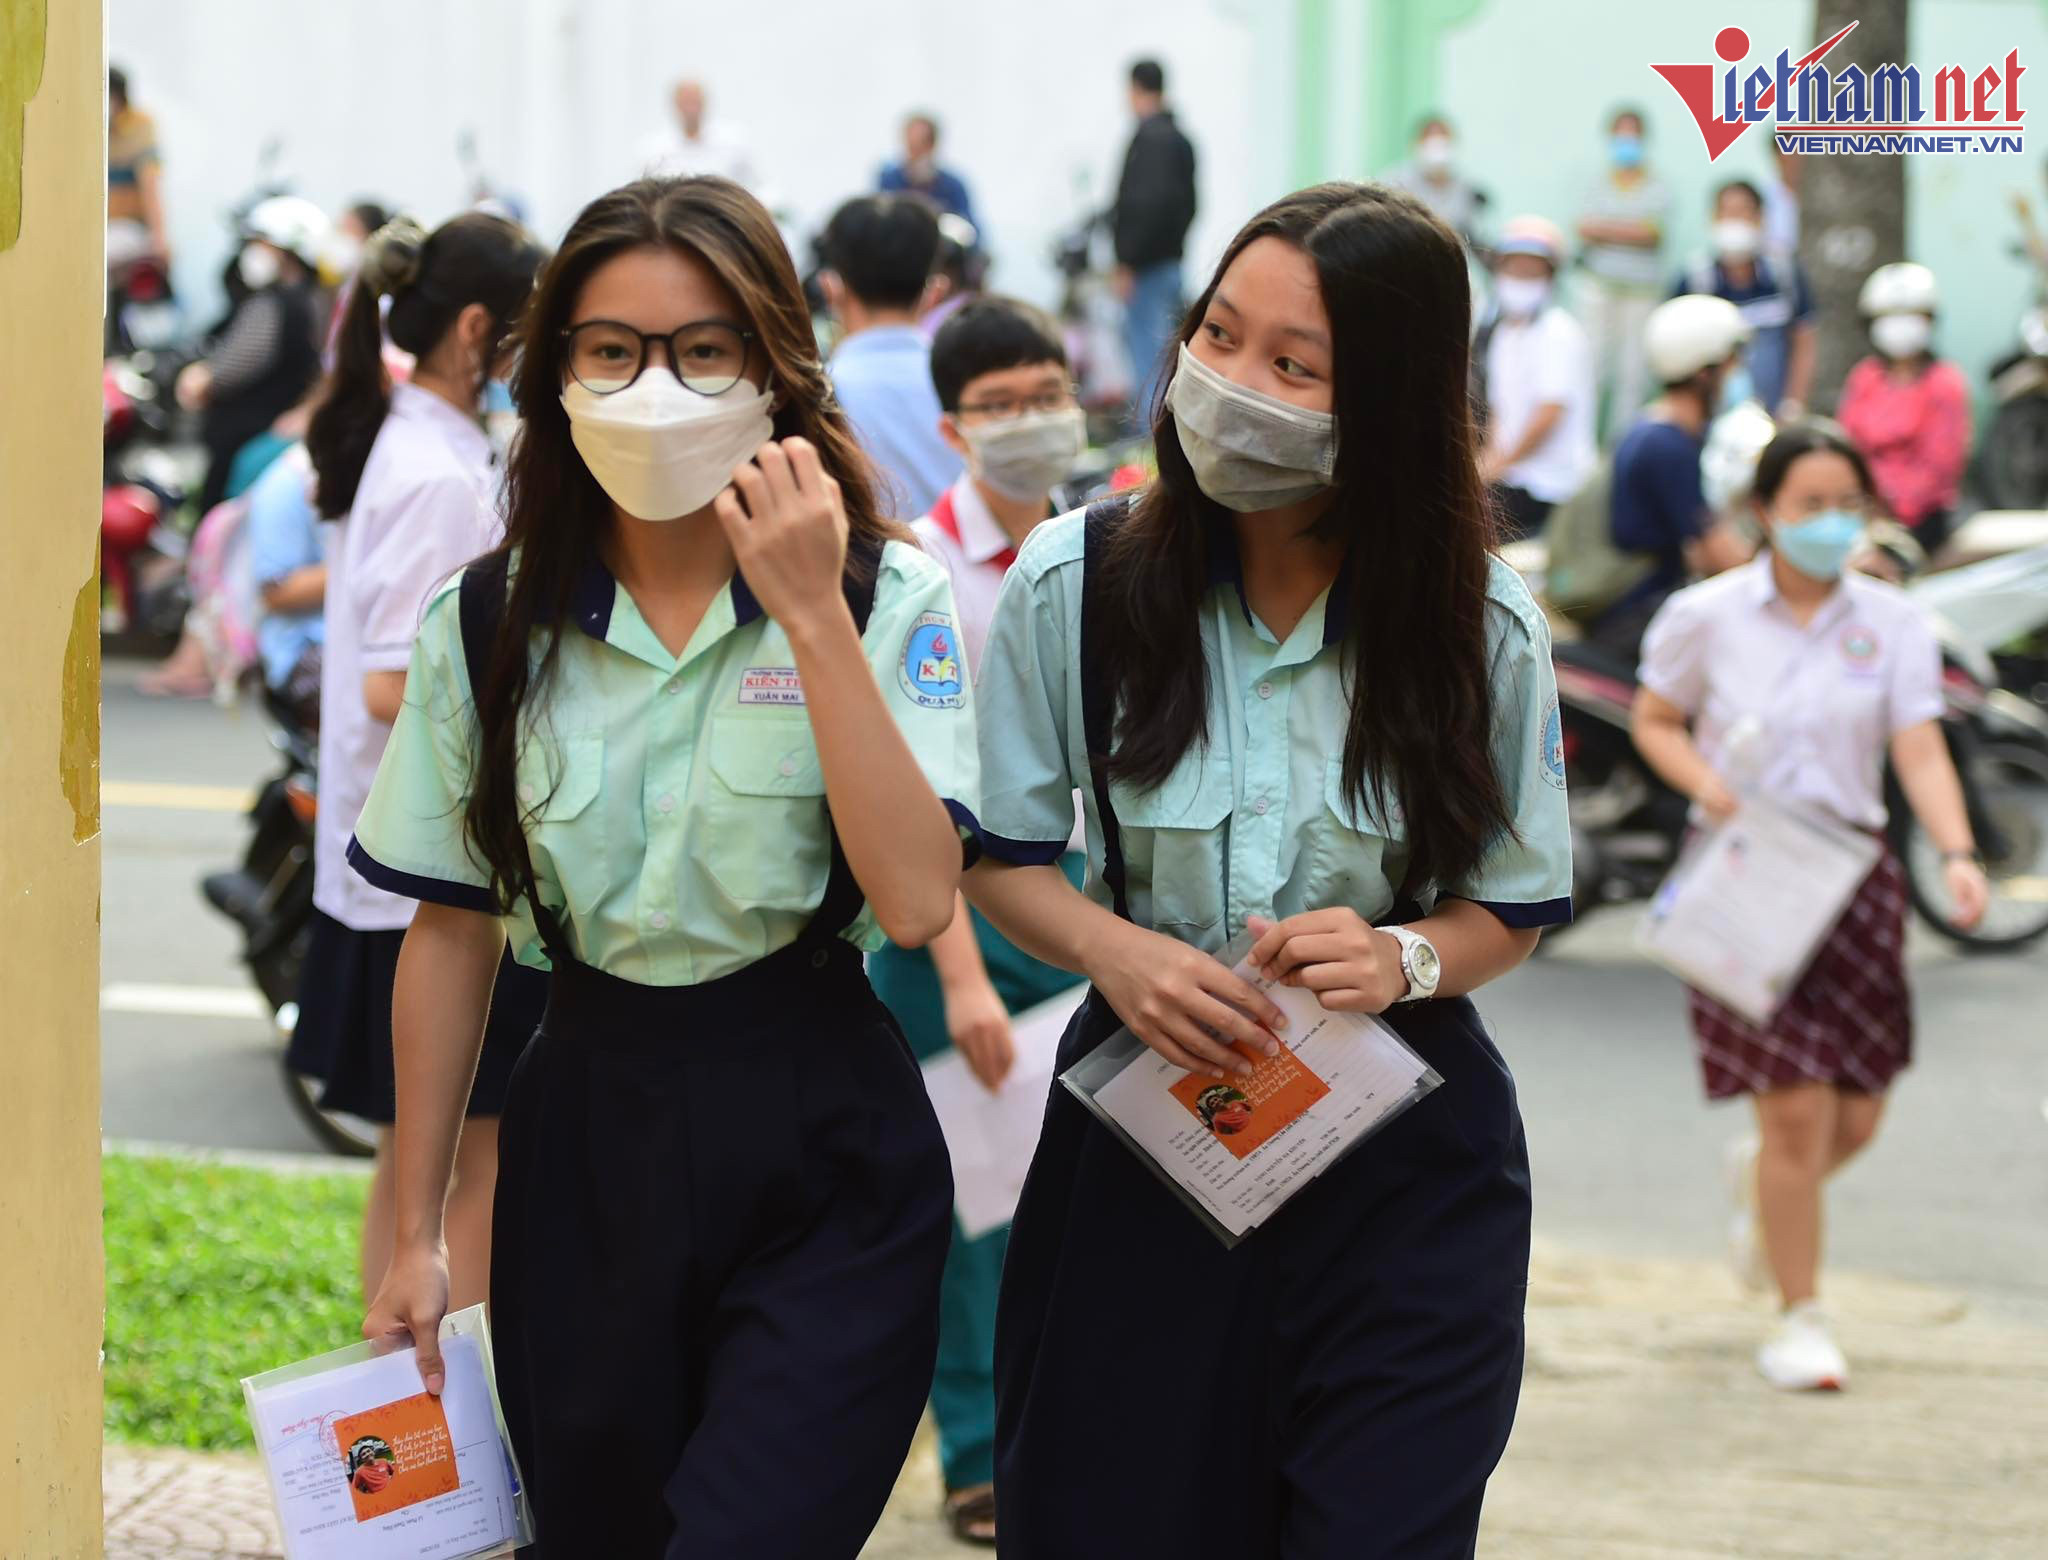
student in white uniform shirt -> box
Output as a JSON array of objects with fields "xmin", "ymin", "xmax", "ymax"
[
  {"xmin": 1631, "ymin": 421, "xmax": 1988, "ymax": 1394},
  {"xmin": 868, "ymin": 296, "xmax": 1087, "ymax": 1548},
  {"xmin": 1479, "ymin": 215, "xmax": 1596, "ymax": 539},
  {"xmin": 292, "ymin": 210, "xmax": 547, "ymax": 1315}
]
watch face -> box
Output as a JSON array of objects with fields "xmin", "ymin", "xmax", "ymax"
[{"xmin": 1410, "ymin": 939, "xmax": 1441, "ymax": 987}]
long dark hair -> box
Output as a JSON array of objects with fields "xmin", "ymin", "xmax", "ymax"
[
  {"xmin": 1099, "ymin": 181, "xmax": 1510, "ymax": 897},
  {"xmin": 306, "ymin": 211, "xmax": 544, "ymax": 518},
  {"xmin": 464, "ymin": 176, "xmax": 900, "ymax": 915}
]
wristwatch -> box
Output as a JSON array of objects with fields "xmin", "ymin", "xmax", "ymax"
[{"xmin": 1383, "ymin": 925, "xmax": 1442, "ymax": 1004}]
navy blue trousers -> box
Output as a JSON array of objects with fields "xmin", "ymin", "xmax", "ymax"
[
  {"xmin": 994, "ymin": 990, "xmax": 1533, "ymax": 1558},
  {"xmin": 491, "ymin": 938, "xmax": 953, "ymax": 1558}
]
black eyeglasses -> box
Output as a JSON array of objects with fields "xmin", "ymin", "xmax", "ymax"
[
  {"xmin": 954, "ymin": 381, "xmax": 1080, "ymax": 421},
  {"xmin": 560, "ymin": 318, "xmax": 759, "ymax": 396}
]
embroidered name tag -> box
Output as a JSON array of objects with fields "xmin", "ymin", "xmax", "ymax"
[{"xmin": 738, "ymin": 667, "xmax": 805, "ymax": 706}]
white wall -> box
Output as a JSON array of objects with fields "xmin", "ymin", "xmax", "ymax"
[{"xmin": 111, "ymin": 0, "xmax": 1290, "ymax": 326}]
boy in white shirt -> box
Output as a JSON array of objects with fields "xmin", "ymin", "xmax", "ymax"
[{"xmin": 1480, "ymin": 215, "xmax": 1597, "ymax": 539}]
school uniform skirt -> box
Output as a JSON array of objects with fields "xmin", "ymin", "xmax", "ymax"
[
  {"xmin": 994, "ymin": 988, "xmax": 1533, "ymax": 1560},
  {"xmin": 287, "ymin": 910, "xmax": 546, "ymax": 1122},
  {"xmin": 1689, "ymin": 847, "xmax": 1912, "ymax": 1101},
  {"xmin": 490, "ymin": 935, "xmax": 954, "ymax": 1559}
]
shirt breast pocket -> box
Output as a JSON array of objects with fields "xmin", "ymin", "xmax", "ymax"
[
  {"xmin": 704, "ymin": 718, "xmax": 831, "ymax": 912},
  {"xmin": 1110, "ymin": 750, "xmax": 1233, "ymax": 935},
  {"xmin": 1307, "ymin": 758, "xmax": 1406, "ymax": 918},
  {"xmin": 517, "ymin": 730, "xmax": 604, "ymax": 913}
]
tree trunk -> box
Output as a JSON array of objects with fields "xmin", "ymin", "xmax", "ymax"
[{"xmin": 1799, "ymin": 0, "xmax": 1910, "ymax": 413}]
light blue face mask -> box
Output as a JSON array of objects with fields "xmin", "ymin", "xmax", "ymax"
[
  {"xmin": 1773, "ymin": 508, "xmax": 1866, "ymax": 581},
  {"xmin": 1610, "ymin": 133, "xmax": 1645, "ymax": 169},
  {"xmin": 1719, "ymin": 362, "xmax": 1755, "ymax": 412}
]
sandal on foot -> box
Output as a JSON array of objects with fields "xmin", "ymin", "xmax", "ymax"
[{"xmin": 942, "ymin": 1483, "xmax": 997, "ymax": 1548}]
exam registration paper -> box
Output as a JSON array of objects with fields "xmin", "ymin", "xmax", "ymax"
[
  {"xmin": 1073, "ymin": 928, "xmax": 1439, "ymax": 1242},
  {"xmin": 246, "ymin": 1329, "xmax": 521, "ymax": 1559}
]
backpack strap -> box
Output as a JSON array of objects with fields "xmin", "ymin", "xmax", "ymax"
[{"xmin": 1078, "ymin": 496, "xmax": 1134, "ymax": 924}]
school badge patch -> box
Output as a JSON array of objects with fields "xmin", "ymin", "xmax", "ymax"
[
  {"xmin": 900, "ymin": 612, "xmax": 965, "ymax": 709},
  {"xmin": 1540, "ymin": 694, "xmax": 1567, "ymax": 789}
]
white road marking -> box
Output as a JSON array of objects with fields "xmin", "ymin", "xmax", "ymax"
[{"xmin": 101, "ymin": 983, "xmax": 267, "ymax": 1020}]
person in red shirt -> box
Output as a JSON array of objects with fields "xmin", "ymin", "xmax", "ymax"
[{"xmin": 1837, "ymin": 262, "xmax": 1970, "ymax": 556}]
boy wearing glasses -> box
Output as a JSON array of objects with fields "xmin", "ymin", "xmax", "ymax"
[{"xmin": 867, "ymin": 296, "xmax": 1087, "ymax": 1550}]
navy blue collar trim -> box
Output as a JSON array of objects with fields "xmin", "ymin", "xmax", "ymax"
[
  {"xmin": 559, "ymin": 553, "xmax": 763, "ymax": 640},
  {"xmin": 1203, "ymin": 513, "xmax": 1349, "ymax": 648}
]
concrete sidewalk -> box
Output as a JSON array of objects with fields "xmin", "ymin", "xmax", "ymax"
[{"xmin": 106, "ymin": 1242, "xmax": 2048, "ymax": 1559}]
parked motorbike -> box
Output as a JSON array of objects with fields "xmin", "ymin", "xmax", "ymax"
[
  {"xmin": 199, "ymin": 692, "xmax": 376, "ymax": 1157},
  {"xmin": 102, "ymin": 356, "xmax": 198, "ymax": 644},
  {"xmin": 1979, "ymin": 306, "xmax": 2048, "ymax": 510},
  {"xmin": 1555, "ymin": 627, "xmax": 2048, "ymax": 952}
]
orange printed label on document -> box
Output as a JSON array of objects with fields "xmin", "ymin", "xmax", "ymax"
[
  {"xmin": 1169, "ymin": 1041, "xmax": 1330, "ymax": 1159},
  {"xmin": 331, "ymin": 1391, "xmax": 460, "ymax": 1521}
]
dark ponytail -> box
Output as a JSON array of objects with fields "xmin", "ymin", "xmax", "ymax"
[{"xmin": 306, "ymin": 212, "xmax": 545, "ymax": 518}]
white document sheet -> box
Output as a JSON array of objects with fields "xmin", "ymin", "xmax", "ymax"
[
  {"xmin": 246, "ymin": 1330, "xmax": 521, "ymax": 1560},
  {"xmin": 921, "ymin": 987, "xmax": 1083, "ymax": 1238},
  {"xmin": 1637, "ymin": 794, "xmax": 1882, "ymax": 1025},
  {"xmin": 1072, "ymin": 930, "xmax": 1439, "ymax": 1244}
]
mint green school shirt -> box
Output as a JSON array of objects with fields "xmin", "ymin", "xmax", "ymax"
[
  {"xmin": 971, "ymin": 509, "xmax": 1572, "ymax": 946},
  {"xmin": 349, "ymin": 540, "xmax": 980, "ymax": 985}
]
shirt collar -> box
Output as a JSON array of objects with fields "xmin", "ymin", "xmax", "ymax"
[
  {"xmin": 1749, "ymin": 552, "xmax": 1855, "ymax": 626},
  {"xmin": 949, "ymin": 476, "xmax": 1020, "ymax": 567},
  {"xmin": 1204, "ymin": 512, "xmax": 1349, "ymax": 649},
  {"xmin": 390, "ymin": 380, "xmax": 489, "ymax": 469},
  {"xmin": 558, "ymin": 550, "xmax": 763, "ymax": 643}
]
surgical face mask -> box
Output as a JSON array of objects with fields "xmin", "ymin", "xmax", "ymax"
[
  {"xmin": 483, "ymin": 379, "xmax": 519, "ymax": 463},
  {"xmin": 561, "ymin": 367, "xmax": 776, "ymax": 521},
  {"xmin": 1712, "ymin": 220, "xmax": 1761, "ymax": 262},
  {"xmin": 238, "ymin": 243, "xmax": 282, "ymax": 290},
  {"xmin": 1773, "ymin": 508, "xmax": 1866, "ymax": 581},
  {"xmin": 1871, "ymin": 312, "xmax": 1932, "ymax": 360},
  {"xmin": 1417, "ymin": 134, "xmax": 1454, "ymax": 174},
  {"xmin": 961, "ymin": 406, "xmax": 1085, "ymax": 503},
  {"xmin": 1494, "ymin": 276, "xmax": 1550, "ymax": 319},
  {"xmin": 1610, "ymin": 133, "xmax": 1644, "ymax": 170},
  {"xmin": 329, "ymin": 233, "xmax": 364, "ymax": 277},
  {"xmin": 1167, "ymin": 342, "xmax": 1337, "ymax": 512}
]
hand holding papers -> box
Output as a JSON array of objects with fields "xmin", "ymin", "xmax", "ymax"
[
  {"xmin": 1061, "ymin": 926, "xmax": 1440, "ymax": 1246},
  {"xmin": 242, "ymin": 1304, "xmax": 533, "ymax": 1559}
]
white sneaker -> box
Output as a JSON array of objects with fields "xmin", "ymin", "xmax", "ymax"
[
  {"xmin": 1757, "ymin": 1303, "xmax": 1849, "ymax": 1391},
  {"xmin": 1725, "ymin": 1136, "xmax": 1769, "ymax": 1295}
]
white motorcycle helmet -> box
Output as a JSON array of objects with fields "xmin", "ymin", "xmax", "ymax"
[
  {"xmin": 1858, "ymin": 261, "xmax": 1939, "ymax": 317},
  {"xmin": 1701, "ymin": 400, "xmax": 1781, "ymax": 517},
  {"xmin": 241, "ymin": 195, "xmax": 333, "ymax": 274},
  {"xmin": 1644, "ymin": 294, "xmax": 1751, "ymax": 385}
]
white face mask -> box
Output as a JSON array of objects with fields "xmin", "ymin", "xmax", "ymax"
[
  {"xmin": 961, "ymin": 406, "xmax": 1085, "ymax": 503},
  {"xmin": 1871, "ymin": 312, "xmax": 1932, "ymax": 360},
  {"xmin": 1417, "ymin": 135, "xmax": 1454, "ymax": 174},
  {"xmin": 239, "ymin": 243, "xmax": 283, "ymax": 290},
  {"xmin": 1167, "ymin": 341, "xmax": 1337, "ymax": 512},
  {"xmin": 1712, "ymin": 220, "xmax": 1762, "ymax": 262},
  {"xmin": 561, "ymin": 367, "xmax": 775, "ymax": 521},
  {"xmin": 1494, "ymin": 276, "xmax": 1550, "ymax": 318}
]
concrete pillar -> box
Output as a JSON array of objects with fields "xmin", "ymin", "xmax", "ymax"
[{"xmin": 0, "ymin": 0, "xmax": 107, "ymax": 1551}]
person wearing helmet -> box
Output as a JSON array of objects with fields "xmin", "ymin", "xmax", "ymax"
[
  {"xmin": 176, "ymin": 195, "xmax": 332, "ymax": 516},
  {"xmin": 1479, "ymin": 215, "xmax": 1595, "ymax": 539},
  {"xmin": 1631, "ymin": 420, "xmax": 1988, "ymax": 1392},
  {"xmin": 1837, "ymin": 262, "xmax": 1971, "ymax": 555},
  {"xmin": 1672, "ymin": 179, "xmax": 1817, "ymax": 419},
  {"xmin": 1590, "ymin": 293, "xmax": 1754, "ymax": 659}
]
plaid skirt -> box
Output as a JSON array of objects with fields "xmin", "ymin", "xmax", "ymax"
[{"xmin": 1689, "ymin": 847, "xmax": 1912, "ymax": 1101}]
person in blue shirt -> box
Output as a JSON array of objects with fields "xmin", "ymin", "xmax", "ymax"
[
  {"xmin": 878, "ymin": 112, "xmax": 977, "ymax": 229},
  {"xmin": 1594, "ymin": 294, "xmax": 1755, "ymax": 661},
  {"xmin": 823, "ymin": 193, "xmax": 965, "ymax": 518},
  {"xmin": 964, "ymin": 182, "xmax": 1572, "ymax": 1558},
  {"xmin": 1672, "ymin": 178, "xmax": 1817, "ymax": 419},
  {"xmin": 244, "ymin": 441, "xmax": 326, "ymax": 725}
]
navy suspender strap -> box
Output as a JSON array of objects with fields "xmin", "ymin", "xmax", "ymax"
[
  {"xmin": 1079, "ymin": 497, "xmax": 1134, "ymax": 925},
  {"xmin": 454, "ymin": 541, "xmax": 885, "ymax": 966}
]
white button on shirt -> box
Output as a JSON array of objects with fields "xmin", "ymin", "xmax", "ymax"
[
  {"xmin": 313, "ymin": 382, "xmax": 499, "ymax": 931},
  {"xmin": 1639, "ymin": 557, "xmax": 1946, "ymax": 830}
]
